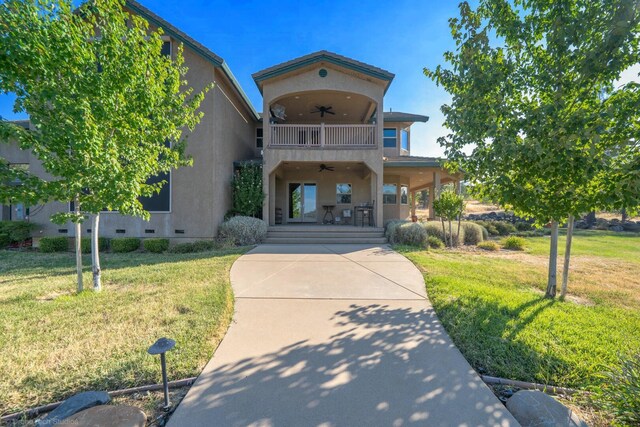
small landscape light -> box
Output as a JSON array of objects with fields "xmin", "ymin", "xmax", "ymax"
[{"xmin": 147, "ymin": 337, "xmax": 176, "ymax": 409}]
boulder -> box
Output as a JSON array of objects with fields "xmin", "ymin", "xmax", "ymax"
[
  {"xmin": 506, "ymin": 390, "xmax": 587, "ymax": 427},
  {"xmin": 36, "ymin": 391, "xmax": 110, "ymax": 426},
  {"xmin": 63, "ymin": 405, "xmax": 146, "ymax": 427},
  {"xmin": 622, "ymin": 222, "xmax": 640, "ymax": 232},
  {"xmin": 609, "ymin": 225, "xmax": 624, "ymax": 232},
  {"xmin": 574, "ymin": 220, "xmax": 589, "ymax": 230}
]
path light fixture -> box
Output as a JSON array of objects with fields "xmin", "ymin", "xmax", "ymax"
[{"xmin": 147, "ymin": 337, "xmax": 176, "ymax": 409}]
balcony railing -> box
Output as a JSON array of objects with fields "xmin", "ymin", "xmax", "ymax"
[{"xmin": 269, "ymin": 124, "xmax": 376, "ymax": 147}]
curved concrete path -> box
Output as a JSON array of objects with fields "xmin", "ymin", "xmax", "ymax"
[{"xmin": 169, "ymin": 244, "xmax": 518, "ymax": 427}]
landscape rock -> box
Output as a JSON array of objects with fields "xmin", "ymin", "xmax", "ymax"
[
  {"xmin": 609, "ymin": 225, "xmax": 624, "ymax": 232},
  {"xmin": 62, "ymin": 405, "xmax": 146, "ymax": 427},
  {"xmin": 36, "ymin": 391, "xmax": 110, "ymax": 426},
  {"xmin": 574, "ymin": 220, "xmax": 589, "ymax": 229},
  {"xmin": 506, "ymin": 390, "xmax": 588, "ymax": 427},
  {"xmin": 622, "ymin": 222, "xmax": 640, "ymax": 232}
]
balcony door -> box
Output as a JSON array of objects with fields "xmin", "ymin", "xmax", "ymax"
[{"xmin": 288, "ymin": 183, "xmax": 317, "ymax": 222}]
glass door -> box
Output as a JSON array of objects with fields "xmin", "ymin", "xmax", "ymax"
[{"xmin": 288, "ymin": 183, "xmax": 317, "ymax": 222}]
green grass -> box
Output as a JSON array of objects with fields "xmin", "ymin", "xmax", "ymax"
[
  {"xmin": 0, "ymin": 248, "xmax": 248, "ymax": 415},
  {"xmin": 400, "ymin": 231, "xmax": 640, "ymax": 391}
]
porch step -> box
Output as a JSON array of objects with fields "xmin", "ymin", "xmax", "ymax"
[{"xmin": 265, "ymin": 225, "xmax": 387, "ymax": 244}]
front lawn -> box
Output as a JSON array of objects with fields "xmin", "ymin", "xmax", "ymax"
[
  {"xmin": 0, "ymin": 248, "xmax": 247, "ymax": 415},
  {"xmin": 400, "ymin": 230, "xmax": 640, "ymax": 391}
]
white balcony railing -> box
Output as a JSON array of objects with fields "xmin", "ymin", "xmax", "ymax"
[{"xmin": 269, "ymin": 123, "xmax": 376, "ymax": 147}]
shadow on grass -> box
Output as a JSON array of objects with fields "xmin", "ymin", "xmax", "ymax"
[{"xmin": 0, "ymin": 247, "xmax": 250, "ymax": 282}]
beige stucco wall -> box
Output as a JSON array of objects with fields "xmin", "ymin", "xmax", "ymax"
[
  {"xmin": 382, "ymin": 174, "xmax": 411, "ymax": 223},
  {"xmin": 0, "ymin": 40, "xmax": 257, "ymax": 241}
]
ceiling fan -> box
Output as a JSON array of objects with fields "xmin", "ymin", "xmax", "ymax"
[
  {"xmin": 310, "ymin": 105, "xmax": 335, "ymax": 118},
  {"xmin": 319, "ymin": 164, "xmax": 335, "ymax": 172}
]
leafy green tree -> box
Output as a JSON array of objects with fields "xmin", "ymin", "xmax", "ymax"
[
  {"xmin": 0, "ymin": 0, "xmax": 209, "ymax": 291},
  {"xmin": 426, "ymin": 0, "xmax": 639, "ymax": 297},
  {"xmin": 231, "ymin": 163, "xmax": 265, "ymax": 217},
  {"xmin": 433, "ymin": 189, "xmax": 465, "ymax": 247}
]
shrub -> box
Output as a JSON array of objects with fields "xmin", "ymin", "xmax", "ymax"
[
  {"xmin": 502, "ymin": 236, "xmax": 526, "ymax": 250},
  {"xmin": 39, "ymin": 237, "xmax": 69, "ymax": 252},
  {"xmin": 81, "ymin": 237, "xmax": 109, "ymax": 254},
  {"xmin": 474, "ymin": 220, "xmax": 499, "ymax": 236},
  {"xmin": 461, "ymin": 222, "xmax": 485, "ymax": 245},
  {"xmin": 515, "ymin": 221, "xmax": 533, "ymax": 231},
  {"xmin": 394, "ymin": 222, "xmax": 428, "ymax": 247},
  {"xmin": 424, "ymin": 221, "xmax": 465, "ymax": 246},
  {"xmin": 0, "ymin": 233, "xmax": 9, "ymax": 249},
  {"xmin": 143, "ymin": 238, "xmax": 170, "ymax": 253},
  {"xmin": 218, "ymin": 216, "xmax": 267, "ymax": 246},
  {"xmin": 477, "ymin": 241, "xmax": 500, "ymax": 251},
  {"xmin": 231, "ymin": 164, "xmax": 264, "ymax": 217},
  {"xmin": 169, "ymin": 240, "xmax": 217, "ymax": 253},
  {"xmin": 593, "ymin": 352, "xmax": 640, "ymax": 426},
  {"xmin": 493, "ymin": 221, "xmax": 517, "ymax": 235},
  {"xmin": 384, "ymin": 220, "xmax": 410, "ymax": 244},
  {"xmin": 427, "ymin": 235, "xmax": 444, "ymax": 249},
  {"xmin": 0, "ymin": 220, "xmax": 36, "ymax": 243},
  {"xmin": 111, "ymin": 238, "xmax": 140, "ymax": 253}
]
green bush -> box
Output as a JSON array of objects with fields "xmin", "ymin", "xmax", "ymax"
[
  {"xmin": 384, "ymin": 220, "xmax": 410, "ymax": 244},
  {"xmin": 0, "ymin": 221, "xmax": 36, "ymax": 243},
  {"xmin": 169, "ymin": 240, "xmax": 218, "ymax": 253},
  {"xmin": 461, "ymin": 222, "xmax": 485, "ymax": 245},
  {"xmin": 494, "ymin": 221, "xmax": 517, "ymax": 235},
  {"xmin": 593, "ymin": 352, "xmax": 640, "ymax": 426},
  {"xmin": 143, "ymin": 238, "xmax": 170, "ymax": 253},
  {"xmin": 502, "ymin": 236, "xmax": 526, "ymax": 251},
  {"xmin": 427, "ymin": 235, "xmax": 444, "ymax": 249},
  {"xmin": 477, "ymin": 241, "xmax": 500, "ymax": 251},
  {"xmin": 424, "ymin": 221, "xmax": 465, "ymax": 246},
  {"xmin": 218, "ymin": 216, "xmax": 267, "ymax": 246},
  {"xmin": 394, "ymin": 222, "xmax": 428, "ymax": 248},
  {"xmin": 81, "ymin": 237, "xmax": 109, "ymax": 254},
  {"xmin": 111, "ymin": 238, "xmax": 140, "ymax": 253},
  {"xmin": 515, "ymin": 221, "xmax": 533, "ymax": 231},
  {"xmin": 474, "ymin": 220, "xmax": 500, "ymax": 236},
  {"xmin": 0, "ymin": 233, "xmax": 11, "ymax": 249},
  {"xmin": 39, "ymin": 237, "xmax": 69, "ymax": 252}
]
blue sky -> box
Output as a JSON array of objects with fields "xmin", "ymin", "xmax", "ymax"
[{"xmin": 0, "ymin": 0, "xmax": 467, "ymax": 157}]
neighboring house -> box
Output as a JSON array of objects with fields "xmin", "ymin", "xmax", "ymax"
[{"xmin": 0, "ymin": 0, "xmax": 461, "ymax": 243}]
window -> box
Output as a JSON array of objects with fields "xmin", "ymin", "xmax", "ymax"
[
  {"xmin": 139, "ymin": 171, "xmax": 171, "ymax": 212},
  {"xmin": 161, "ymin": 40, "xmax": 171, "ymax": 57},
  {"xmin": 336, "ymin": 183, "xmax": 352, "ymax": 204},
  {"xmin": 256, "ymin": 128, "xmax": 263, "ymax": 148},
  {"xmin": 383, "ymin": 184, "xmax": 397, "ymax": 204},
  {"xmin": 383, "ymin": 128, "xmax": 397, "ymax": 148},
  {"xmin": 401, "ymin": 129, "xmax": 409, "ymax": 151},
  {"xmin": 400, "ymin": 185, "xmax": 409, "ymax": 204}
]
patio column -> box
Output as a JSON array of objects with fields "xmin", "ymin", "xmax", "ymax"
[
  {"xmin": 375, "ymin": 170, "xmax": 383, "ymax": 227},
  {"xmin": 433, "ymin": 171, "xmax": 441, "ymax": 221},
  {"xmin": 410, "ymin": 190, "xmax": 416, "ymax": 219},
  {"xmin": 268, "ymin": 172, "xmax": 276, "ymax": 226}
]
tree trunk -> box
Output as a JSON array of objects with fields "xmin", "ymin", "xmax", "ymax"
[
  {"xmin": 621, "ymin": 208, "xmax": 627, "ymax": 223},
  {"xmin": 448, "ymin": 219, "xmax": 453, "ymax": 248},
  {"xmin": 456, "ymin": 216, "xmax": 461, "ymax": 247},
  {"xmin": 441, "ymin": 218, "xmax": 448, "ymax": 247},
  {"xmin": 560, "ymin": 215, "xmax": 574, "ymax": 299},
  {"xmin": 545, "ymin": 220, "xmax": 559, "ymax": 298},
  {"xmin": 74, "ymin": 196, "xmax": 83, "ymax": 293},
  {"xmin": 91, "ymin": 213, "xmax": 102, "ymax": 292}
]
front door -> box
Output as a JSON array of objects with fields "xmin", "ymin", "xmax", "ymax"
[{"xmin": 288, "ymin": 183, "xmax": 317, "ymax": 222}]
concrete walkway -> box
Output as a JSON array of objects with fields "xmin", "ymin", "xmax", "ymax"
[{"xmin": 168, "ymin": 244, "xmax": 518, "ymax": 427}]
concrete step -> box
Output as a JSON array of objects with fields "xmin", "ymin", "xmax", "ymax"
[
  {"xmin": 263, "ymin": 237, "xmax": 388, "ymax": 244},
  {"xmin": 267, "ymin": 231, "xmax": 384, "ymax": 239}
]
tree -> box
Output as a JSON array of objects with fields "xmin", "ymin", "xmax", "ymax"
[
  {"xmin": 0, "ymin": 0, "xmax": 209, "ymax": 291},
  {"xmin": 433, "ymin": 189, "xmax": 465, "ymax": 247},
  {"xmin": 426, "ymin": 0, "xmax": 639, "ymax": 297},
  {"xmin": 231, "ymin": 163, "xmax": 265, "ymax": 217}
]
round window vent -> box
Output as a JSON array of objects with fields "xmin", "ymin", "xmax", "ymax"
[{"xmin": 318, "ymin": 68, "xmax": 328, "ymax": 78}]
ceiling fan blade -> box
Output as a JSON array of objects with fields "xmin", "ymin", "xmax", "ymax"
[{"xmin": 325, "ymin": 110, "xmax": 335, "ymax": 115}]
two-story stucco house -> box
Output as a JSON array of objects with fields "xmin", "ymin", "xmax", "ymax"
[{"xmin": 0, "ymin": 1, "xmax": 462, "ymax": 244}]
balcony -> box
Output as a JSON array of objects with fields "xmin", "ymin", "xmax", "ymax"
[{"xmin": 269, "ymin": 124, "xmax": 376, "ymax": 148}]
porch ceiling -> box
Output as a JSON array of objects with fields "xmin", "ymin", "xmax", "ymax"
[
  {"xmin": 271, "ymin": 91, "xmax": 375, "ymax": 124},
  {"xmin": 278, "ymin": 161, "xmax": 370, "ymax": 174},
  {"xmin": 384, "ymin": 165, "xmax": 461, "ymax": 191}
]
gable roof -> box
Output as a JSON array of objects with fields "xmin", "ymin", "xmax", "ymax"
[
  {"xmin": 252, "ymin": 50, "xmax": 395, "ymax": 94},
  {"xmin": 125, "ymin": 1, "xmax": 259, "ymax": 121}
]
